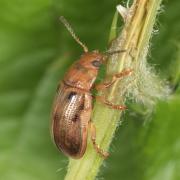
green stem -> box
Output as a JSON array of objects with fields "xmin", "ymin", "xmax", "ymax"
[{"xmin": 64, "ymin": 0, "xmax": 162, "ymax": 179}]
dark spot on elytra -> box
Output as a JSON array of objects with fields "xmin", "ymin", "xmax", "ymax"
[
  {"xmin": 72, "ymin": 114, "xmax": 79, "ymax": 122},
  {"xmin": 67, "ymin": 92, "xmax": 77, "ymax": 100},
  {"xmin": 71, "ymin": 102, "xmax": 84, "ymax": 123},
  {"xmin": 79, "ymin": 102, "xmax": 84, "ymax": 110},
  {"xmin": 68, "ymin": 142, "xmax": 80, "ymax": 155}
]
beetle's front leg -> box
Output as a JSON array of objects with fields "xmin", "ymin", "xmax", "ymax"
[
  {"xmin": 95, "ymin": 68, "xmax": 133, "ymax": 91},
  {"xmin": 89, "ymin": 121, "xmax": 109, "ymax": 159}
]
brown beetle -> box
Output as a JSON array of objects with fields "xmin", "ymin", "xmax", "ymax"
[{"xmin": 51, "ymin": 16, "xmax": 132, "ymax": 159}]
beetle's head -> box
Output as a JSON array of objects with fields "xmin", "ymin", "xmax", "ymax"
[{"xmin": 79, "ymin": 50, "xmax": 105, "ymax": 70}]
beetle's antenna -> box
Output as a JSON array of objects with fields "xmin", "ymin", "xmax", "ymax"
[
  {"xmin": 59, "ymin": 16, "xmax": 88, "ymax": 53},
  {"xmin": 104, "ymin": 49, "xmax": 127, "ymax": 55}
]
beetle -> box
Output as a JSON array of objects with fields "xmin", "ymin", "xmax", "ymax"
[{"xmin": 51, "ymin": 16, "xmax": 132, "ymax": 159}]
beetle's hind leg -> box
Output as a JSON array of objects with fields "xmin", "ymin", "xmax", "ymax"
[{"xmin": 89, "ymin": 122, "xmax": 109, "ymax": 159}]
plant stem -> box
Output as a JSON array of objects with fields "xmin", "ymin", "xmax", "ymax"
[{"xmin": 64, "ymin": 0, "xmax": 162, "ymax": 179}]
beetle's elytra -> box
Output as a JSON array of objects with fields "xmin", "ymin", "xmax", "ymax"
[{"xmin": 51, "ymin": 16, "xmax": 132, "ymax": 159}]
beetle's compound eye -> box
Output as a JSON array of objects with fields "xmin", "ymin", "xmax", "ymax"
[{"xmin": 91, "ymin": 60, "xmax": 101, "ymax": 67}]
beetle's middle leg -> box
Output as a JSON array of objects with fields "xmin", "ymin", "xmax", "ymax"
[
  {"xmin": 95, "ymin": 68, "xmax": 133, "ymax": 91},
  {"xmin": 89, "ymin": 121, "xmax": 109, "ymax": 159}
]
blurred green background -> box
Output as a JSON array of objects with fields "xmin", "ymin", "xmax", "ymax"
[{"xmin": 0, "ymin": 0, "xmax": 179, "ymax": 180}]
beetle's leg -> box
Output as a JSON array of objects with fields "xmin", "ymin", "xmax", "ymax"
[
  {"xmin": 95, "ymin": 69, "xmax": 133, "ymax": 91},
  {"xmin": 89, "ymin": 122, "xmax": 109, "ymax": 158},
  {"xmin": 96, "ymin": 96, "xmax": 126, "ymax": 110}
]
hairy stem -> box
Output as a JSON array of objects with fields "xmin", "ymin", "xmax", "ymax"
[{"xmin": 64, "ymin": 0, "xmax": 162, "ymax": 179}]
